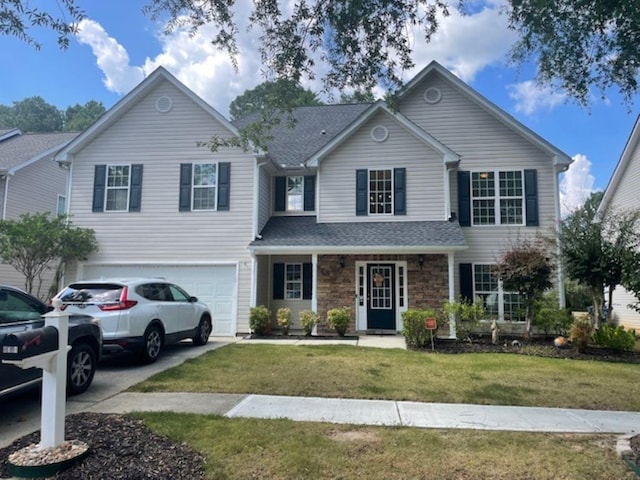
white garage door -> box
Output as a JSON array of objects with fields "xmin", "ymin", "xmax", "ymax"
[{"xmin": 80, "ymin": 264, "xmax": 237, "ymax": 336}]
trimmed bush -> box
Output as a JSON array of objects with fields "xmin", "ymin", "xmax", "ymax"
[
  {"xmin": 568, "ymin": 316, "xmax": 593, "ymax": 352},
  {"xmin": 299, "ymin": 310, "xmax": 318, "ymax": 336},
  {"xmin": 327, "ymin": 307, "xmax": 351, "ymax": 336},
  {"xmin": 277, "ymin": 307, "xmax": 292, "ymax": 335},
  {"xmin": 442, "ymin": 300, "xmax": 484, "ymax": 340},
  {"xmin": 401, "ymin": 308, "xmax": 436, "ymax": 349},
  {"xmin": 249, "ymin": 305, "xmax": 272, "ymax": 336},
  {"xmin": 592, "ymin": 324, "xmax": 637, "ymax": 351}
]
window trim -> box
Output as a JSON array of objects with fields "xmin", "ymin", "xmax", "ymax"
[
  {"xmin": 286, "ymin": 176, "xmax": 304, "ymax": 212},
  {"xmin": 470, "ymin": 169, "xmax": 525, "ymax": 227},
  {"xmin": 105, "ymin": 164, "xmax": 131, "ymax": 212},
  {"xmin": 284, "ymin": 263, "xmax": 303, "ymax": 299},
  {"xmin": 191, "ymin": 162, "xmax": 218, "ymax": 211},
  {"xmin": 56, "ymin": 194, "xmax": 66, "ymax": 216},
  {"xmin": 368, "ymin": 168, "xmax": 394, "ymax": 216}
]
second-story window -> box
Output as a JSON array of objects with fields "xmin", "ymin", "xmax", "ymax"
[
  {"xmin": 369, "ymin": 169, "xmax": 393, "ymax": 215},
  {"xmin": 106, "ymin": 165, "xmax": 130, "ymax": 211},
  {"xmin": 471, "ymin": 170, "xmax": 523, "ymax": 225},
  {"xmin": 287, "ymin": 176, "xmax": 304, "ymax": 211},
  {"xmin": 193, "ymin": 163, "xmax": 217, "ymax": 210}
]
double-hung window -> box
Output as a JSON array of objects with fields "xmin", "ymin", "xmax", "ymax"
[
  {"xmin": 287, "ymin": 176, "xmax": 304, "ymax": 211},
  {"xmin": 356, "ymin": 168, "xmax": 406, "ymax": 216},
  {"xmin": 471, "ymin": 170, "xmax": 524, "ymax": 226},
  {"xmin": 285, "ymin": 263, "xmax": 302, "ymax": 299},
  {"xmin": 369, "ymin": 169, "xmax": 393, "ymax": 215},
  {"xmin": 105, "ymin": 165, "xmax": 130, "ymax": 211},
  {"xmin": 473, "ymin": 264, "xmax": 524, "ymax": 322},
  {"xmin": 193, "ymin": 163, "xmax": 217, "ymax": 210}
]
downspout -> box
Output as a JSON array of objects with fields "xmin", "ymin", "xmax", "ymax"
[
  {"xmin": 1, "ymin": 171, "xmax": 10, "ymax": 220},
  {"xmin": 553, "ymin": 156, "xmax": 567, "ymax": 308}
]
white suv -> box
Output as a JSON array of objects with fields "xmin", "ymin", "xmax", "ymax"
[{"xmin": 54, "ymin": 279, "xmax": 213, "ymax": 363}]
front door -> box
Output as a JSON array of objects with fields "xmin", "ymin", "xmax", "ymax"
[{"xmin": 367, "ymin": 264, "xmax": 396, "ymax": 330}]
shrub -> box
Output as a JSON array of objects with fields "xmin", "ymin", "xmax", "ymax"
[
  {"xmin": 592, "ymin": 324, "xmax": 637, "ymax": 351},
  {"xmin": 249, "ymin": 305, "xmax": 272, "ymax": 336},
  {"xmin": 535, "ymin": 293, "xmax": 573, "ymax": 336},
  {"xmin": 401, "ymin": 308, "xmax": 436, "ymax": 349},
  {"xmin": 568, "ymin": 316, "xmax": 593, "ymax": 352},
  {"xmin": 276, "ymin": 307, "xmax": 292, "ymax": 335},
  {"xmin": 327, "ymin": 307, "xmax": 351, "ymax": 336},
  {"xmin": 299, "ymin": 310, "xmax": 318, "ymax": 336},
  {"xmin": 442, "ymin": 299, "xmax": 484, "ymax": 340}
]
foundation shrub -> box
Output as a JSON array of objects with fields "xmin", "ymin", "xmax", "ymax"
[
  {"xmin": 592, "ymin": 324, "xmax": 637, "ymax": 351},
  {"xmin": 401, "ymin": 308, "xmax": 436, "ymax": 349},
  {"xmin": 250, "ymin": 305, "xmax": 272, "ymax": 336}
]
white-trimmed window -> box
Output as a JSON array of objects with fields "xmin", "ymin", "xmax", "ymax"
[
  {"xmin": 471, "ymin": 170, "xmax": 524, "ymax": 225},
  {"xmin": 192, "ymin": 163, "xmax": 217, "ymax": 210},
  {"xmin": 106, "ymin": 165, "xmax": 130, "ymax": 211},
  {"xmin": 285, "ymin": 263, "xmax": 302, "ymax": 299},
  {"xmin": 287, "ymin": 176, "xmax": 303, "ymax": 211},
  {"xmin": 56, "ymin": 195, "xmax": 66, "ymax": 216},
  {"xmin": 473, "ymin": 264, "xmax": 524, "ymax": 321},
  {"xmin": 369, "ymin": 169, "xmax": 393, "ymax": 215}
]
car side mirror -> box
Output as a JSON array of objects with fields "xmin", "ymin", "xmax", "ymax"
[{"xmin": 189, "ymin": 296, "xmax": 198, "ymax": 303}]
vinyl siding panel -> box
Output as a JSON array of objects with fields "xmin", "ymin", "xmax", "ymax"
[
  {"xmin": 610, "ymin": 287, "xmax": 640, "ymax": 331},
  {"xmin": 67, "ymin": 79, "xmax": 256, "ymax": 332},
  {"xmin": 258, "ymin": 165, "xmax": 271, "ymax": 233},
  {"xmin": 319, "ymin": 111, "xmax": 446, "ymax": 223}
]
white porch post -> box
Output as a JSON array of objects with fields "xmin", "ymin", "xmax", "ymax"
[
  {"xmin": 311, "ymin": 253, "xmax": 318, "ymax": 335},
  {"xmin": 448, "ymin": 252, "xmax": 456, "ymax": 339}
]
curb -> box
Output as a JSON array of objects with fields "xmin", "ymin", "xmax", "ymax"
[{"xmin": 618, "ymin": 434, "xmax": 640, "ymax": 477}]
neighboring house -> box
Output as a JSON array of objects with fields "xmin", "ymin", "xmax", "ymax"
[
  {"xmin": 55, "ymin": 62, "xmax": 572, "ymax": 337},
  {"xmin": 0, "ymin": 128, "xmax": 77, "ymax": 295},
  {"xmin": 597, "ymin": 116, "xmax": 640, "ymax": 331}
]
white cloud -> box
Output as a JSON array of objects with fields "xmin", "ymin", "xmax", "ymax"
[
  {"xmin": 75, "ymin": 19, "xmax": 145, "ymax": 95},
  {"xmin": 406, "ymin": 1, "xmax": 518, "ymax": 82},
  {"xmin": 508, "ymin": 80, "xmax": 566, "ymax": 115},
  {"xmin": 560, "ymin": 154, "xmax": 596, "ymax": 217}
]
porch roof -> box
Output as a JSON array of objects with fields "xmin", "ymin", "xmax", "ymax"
[{"xmin": 250, "ymin": 216, "xmax": 468, "ymax": 254}]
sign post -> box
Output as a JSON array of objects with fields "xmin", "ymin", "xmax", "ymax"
[{"xmin": 425, "ymin": 317, "xmax": 437, "ymax": 351}]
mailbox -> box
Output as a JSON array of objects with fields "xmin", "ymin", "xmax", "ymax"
[{"xmin": 1, "ymin": 326, "xmax": 59, "ymax": 361}]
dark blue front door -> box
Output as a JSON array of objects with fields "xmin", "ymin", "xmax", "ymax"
[{"xmin": 367, "ymin": 264, "xmax": 396, "ymax": 330}]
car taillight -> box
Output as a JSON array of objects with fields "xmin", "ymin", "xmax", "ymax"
[{"xmin": 98, "ymin": 286, "xmax": 137, "ymax": 311}]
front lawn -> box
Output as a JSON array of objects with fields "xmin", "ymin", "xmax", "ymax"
[{"xmin": 131, "ymin": 344, "xmax": 640, "ymax": 411}]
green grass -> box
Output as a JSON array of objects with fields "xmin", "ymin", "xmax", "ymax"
[
  {"xmin": 135, "ymin": 412, "xmax": 635, "ymax": 479},
  {"xmin": 131, "ymin": 344, "xmax": 640, "ymax": 411}
]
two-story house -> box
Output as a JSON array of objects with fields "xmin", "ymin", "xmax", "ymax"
[
  {"xmin": 597, "ymin": 115, "xmax": 640, "ymax": 331},
  {"xmin": 0, "ymin": 128, "xmax": 77, "ymax": 294},
  {"xmin": 54, "ymin": 62, "xmax": 572, "ymax": 336}
]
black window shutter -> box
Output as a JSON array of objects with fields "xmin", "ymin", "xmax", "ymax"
[
  {"xmin": 356, "ymin": 169, "xmax": 368, "ymax": 216},
  {"xmin": 92, "ymin": 165, "xmax": 106, "ymax": 212},
  {"xmin": 303, "ymin": 175, "xmax": 315, "ymax": 211},
  {"xmin": 302, "ymin": 263, "xmax": 312, "ymax": 300},
  {"xmin": 274, "ymin": 176, "xmax": 286, "ymax": 212},
  {"xmin": 129, "ymin": 164, "xmax": 143, "ymax": 212},
  {"xmin": 524, "ymin": 169, "xmax": 538, "ymax": 226},
  {"xmin": 459, "ymin": 263, "xmax": 473, "ymax": 303},
  {"xmin": 179, "ymin": 164, "xmax": 192, "ymax": 212},
  {"xmin": 217, "ymin": 162, "xmax": 231, "ymax": 211},
  {"xmin": 457, "ymin": 171, "xmax": 471, "ymax": 227},
  {"xmin": 394, "ymin": 168, "xmax": 406, "ymax": 215},
  {"xmin": 273, "ymin": 263, "xmax": 285, "ymax": 300}
]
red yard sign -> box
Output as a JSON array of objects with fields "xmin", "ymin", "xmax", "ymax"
[{"xmin": 425, "ymin": 317, "xmax": 437, "ymax": 330}]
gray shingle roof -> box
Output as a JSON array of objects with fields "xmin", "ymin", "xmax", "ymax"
[
  {"xmin": 0, "ymin": 132, "xmax": 78, "ymax": 170},
  {"xmin": 233, "ymin": 104, "xmax": 371, "ymax": 167},
  {"xmin": 251, "ymin": 216, "xmax": 467, "ymax": 251}
]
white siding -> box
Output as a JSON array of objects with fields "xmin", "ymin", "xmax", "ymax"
[
  {"xmin": 319, "ymin": 111, "xmax": 446, "ymax": 223},
  {"xmin": 67, "ymin": 79, "xmax": 256, "ymax": 332},
  {"xmin": 257, "ymin": 165, "xmax": 271, "ymax": 233}
]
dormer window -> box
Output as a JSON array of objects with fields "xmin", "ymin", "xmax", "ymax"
[{"xmin": 287, "ymin": 176, "xmax": 304, "ymax": 211}]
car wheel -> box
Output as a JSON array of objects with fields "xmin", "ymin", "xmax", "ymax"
[
  {"xmin": 67, "ymin": 343, "xmax": 96, "ymax": 396},
  {"xmin": 139, "ymin": 324, "xmax": 163, "ymax": 364},
  {"xmin": 193, "ymin": 315, "xmax": 212, "ymax": 346}
]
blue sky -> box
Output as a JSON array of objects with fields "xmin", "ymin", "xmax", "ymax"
[{"xmin": 1, "ymin": 0, "xmax": 638, "ymax": 213}]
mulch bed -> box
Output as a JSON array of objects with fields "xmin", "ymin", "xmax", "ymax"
[{"xmin": 0, "ymin": 413, "xmax": 206, "ymax": 480}]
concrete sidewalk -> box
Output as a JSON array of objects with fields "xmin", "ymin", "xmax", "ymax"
[{"xmin": 86, "ymin": 391, "xmax": 640, "ymax": 435}]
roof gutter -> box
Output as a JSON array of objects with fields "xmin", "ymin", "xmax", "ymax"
[{"xmin": 248, "ymin": 244, "xmax": 468, "ymax": 255}]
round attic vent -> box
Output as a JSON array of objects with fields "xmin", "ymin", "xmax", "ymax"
[
  {"xmin": 370, "ymin": 125, "xmax": 389, "ymax": 143},
  {"xmin": 424, "ymin": 87, "xmax": 442, "ymax": 104},
  {"xmin": 155, "ymin": 96, "xmax": 173, "ymax": 113}
]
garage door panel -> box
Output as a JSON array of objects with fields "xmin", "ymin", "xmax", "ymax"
[{"xmin": 81, "ymin": 264, "xmax": 237, "ymax": 336}]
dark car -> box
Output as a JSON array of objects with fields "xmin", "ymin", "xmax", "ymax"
[{"xmin": 0, "ymin": 285, "xmax": 102, "ymax": 398}]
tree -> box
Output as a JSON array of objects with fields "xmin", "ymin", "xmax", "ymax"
[
  {"xmin": 228, "ymin": 79, "xmax": 323, "ymax": 121},
  {"xmin": 6, "ymin": 1, "xmax": 639, "ymax": 107},
  {"xmin": 560, "ymin": 192, "xmax": 640, "ymax": 327},
  {"xmin": 622, "ymin": 251, "xmax": 640, "ymax": 314},
  {"xmin": 64, "ymin": 100, "xmax": 106, "ymax": 131},
  {"xmin": 11, "ymin": 96, "xmax": 63, "ymax": 132},
  {"xmin": 338, "ymin": 90, "xmax": 377, "ymax": 104},
  {"xmin": 0, "ymin": 213, "xmax": 97, "ymax": 297},
  {"xmin": 508, "ymin": 0, "xmax": 640, "ymax": 106},
  {"xmin": 494, "ymin": 238, "xmax": 554, "ymax": 338}
]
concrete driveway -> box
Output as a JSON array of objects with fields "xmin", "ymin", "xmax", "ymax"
[{"xmin": 0, "ymin": 338, "xmax": 233, "ymax": 448}]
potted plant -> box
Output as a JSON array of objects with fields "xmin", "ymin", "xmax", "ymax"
[
  {"xmin": 299, "ymin": 310, "xmax": 318, "ymax": 336},
  {"xmin": 327, "ymin": 307, "xmax": 351, "ymax": 337},
  {"xmin": 249, "ymin": 305, "xmax": 272, "ymax": 336},
  {"xmin": 277, "ymin": 307, "xmax": 292, "ymax": 336}
]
